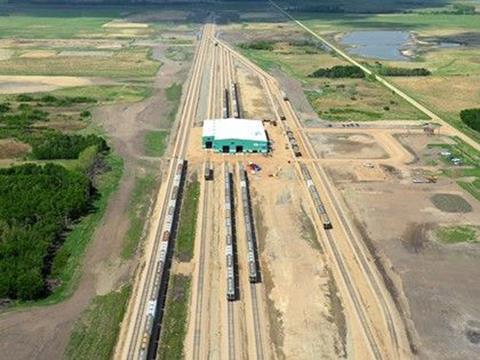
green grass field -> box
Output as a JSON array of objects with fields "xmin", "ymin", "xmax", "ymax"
[
  {"xmin": 144, "ymin": 130, "xmax": 169, "ymax": 157},
  {"xmin": 175, "ymin": 178, "xmax": 200, "ymax": 262},
  {"xmin": 51, "ymin": 85, "xmax": 152, "ymax": 103},
  {"xmin": 0, "ymin": 15, "xmax": 111, "ymax": 39},
  {"xmin": 428, "ymin": 138, "xmax": 480, "ymax": 202},
  {"xmin": 121, "ymin": 174, "xmax": 157, "ymax": 259},
  {"xmin": 301, "ymin": 13, "xmax": 480, "ymax": 32},
  {"xmin": 435, "ymin": 225, "xmax": 479, "ymax": 244},
  {"xmin": 157, "ymin": 275, "xmax": 191, "ymax": 360},
  {"xmin": 165, "ymin": 83, "xmax": 182, "ymax": 125},
  {"xmin": 65, "ymin": 285, "xmax": 131, "ymax": 360}
]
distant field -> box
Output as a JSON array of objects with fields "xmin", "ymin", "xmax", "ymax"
[
  {"xmin": 0, "ymin": 15, "xmax": 111, "ymax": 39},
  {"xmin": 300, "ymin": 13, "xmax": 480, "ymax": 32},
  {"xmin": 240, "ymin": 41, "xmax": 426, "ymax": 121},
  {"xmin": 392, "ymin": 76, "xmax": 480, "ymax": 142},
  {"xmin": 0, "ymin": 48, "xmax": 159, "ymax": 78},
  {"xmin": 240, "ymin": 43, "xmax": 346, "ymax": 79}
]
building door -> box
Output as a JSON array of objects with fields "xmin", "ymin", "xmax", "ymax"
[
  {"xmin": 205, "ymin": 141, "xmax": 212, "ymax": 149},
  {"xmin": 222, "ymin": 145, "xmax": 230, "ymax": 153},
  {"xmin": 236, "ymin": 145, "xmax": 243, "ymax": 153}
]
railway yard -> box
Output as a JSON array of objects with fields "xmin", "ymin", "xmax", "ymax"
[
  {"xmin": 116, "ymin": 5, "xmax": 480, "ymax": 360},
  {"xmin": 0, "ymin": 2, "xmax": 479, "ymax": 360}
]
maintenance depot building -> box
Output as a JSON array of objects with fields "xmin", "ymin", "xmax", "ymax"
[{"xmin": 202, "ymin": 118, "xmax": 269, "ymax": 154}]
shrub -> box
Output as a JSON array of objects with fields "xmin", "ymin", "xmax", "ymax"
[
  {"xmin": 460, "ymin": 108, "xmax": 480, "ymax": 132},
  {"xmin": 0, "ymin": 103, "xmax": 10, "ymax": 113},
  {"xmin": 310, "ymin": 65, "xmax": 365, "ymax": 78},
  {"xmin": 30, "ymin": 133, "xmax": 108, "ymax": 160},
  {"xmin": 239, "ymin": 40, "xmax": 275, "ymax": 51},
  {"xmin": 80, "ymin": 110, "xmax": 91, "ymax": 118},
  {"xmin": 374, "ymin": 64, "xmax": 431, "ymax": 76}
]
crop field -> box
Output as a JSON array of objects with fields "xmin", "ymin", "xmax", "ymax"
[
  {"xmin": 391, "ymin": 76, "xmax": 480, "ymax": 142},
  {"xmin": 0, "ymin": 48, "xmax": 159, "ymax": 78}
]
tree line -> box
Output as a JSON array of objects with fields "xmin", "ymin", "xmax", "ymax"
[
  {"xmin": 0, "ymin": 164, "xmax": 93, "ymax": 300},
  {"xmin": 309, "ymin": 65, "xmax": 365, "ymax": 78},
  {"xmin": 460, "ymin": 108, "xmax": 480, "ymax": 132},
  {"xmin": 239, "ymin": 40, "xmax": 275, "ymax": 51},
  {"xmin": 373, "ymin": 64, "xmax": 431, "ymax": 76},
  {"xmin": 30, "ymin": 133, "xmax": 108, "ymax": 160}
]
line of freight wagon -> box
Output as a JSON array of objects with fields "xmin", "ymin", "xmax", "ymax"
[
  {"xmin": 299, "ymin": 163, "xmax": 332, "ymax": 230},
  {"xmin": 140, "ymin": 159, "xmax": 185, "ymax": 360}
]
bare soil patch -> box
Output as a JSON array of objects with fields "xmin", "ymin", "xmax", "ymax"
[
  {"xmin": 58, "ymin": 50, "xmax": 113, "ymax": 57},
  {"xmin": 102, "ymin": 21, "xmax": 149, "ymax": 29},
  {"xmin": 236, "ymin": 63, "xmax": 271, "ymax": 120},
  {"xmin": 339, "ymin": 177, "xmax": 480, "ymax": 359},
  {"xmin": 19, "ymin": 50, "xmax": 56, "ymax": 59},
  {"xmin": 251, "ymin": 163, "xmax": 343, "ymax": 359},
  {"xmin": 307, "ymin": 132, "xmax": 388, "ymax": 159},
  {"xmin": 0, "ymin": 139, "xmax": 31, "ymax": 159},
  {"xmin": 0, "ymin": 75, "xmax": 93, "ymax": 94},
  {"xmin": 0, "ymin": 49, "xmax": 14, "ymax": 60}
]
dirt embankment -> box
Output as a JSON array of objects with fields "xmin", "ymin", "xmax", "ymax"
[{"xmin": 0, "ymin": 44, "xmax": 190, "ymax": 360}]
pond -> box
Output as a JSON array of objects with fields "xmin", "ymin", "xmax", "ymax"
[{"xmin": 340, "ymin": 30, "xmax": 412, "ymax": 61}]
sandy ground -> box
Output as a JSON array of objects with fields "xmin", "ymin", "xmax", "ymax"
[
  {"xmin": 251, "ymin": 164, "xmax": 344, "ymax": 359},
  {"xmin": 0, "ymin": 75, "xmax": 94, "ymax": 94},
  {"xmin": 0, "ymin": 49, "xmax": 14, "ymax": 60},
  {"xmin": 19, "ymin": 50, "xmax": 57, "ymax": 58},
  {"xmin": 327, "ymin": 131, "xmax": 480, "ymax": 359},
  {"xmin": 307, "ymin": 132, "xmax": 388, "ymax": 159},
  {"xmin": 0, "ymin": 42, "xmax": 190, "ymax": 360},
  {"xmin": 103, "ymin": 21, "xmax": 149, "ymax": 29},
  {"xmin": 58, "ymin": 50, "xmax": 114, "ymax": 57},
  {"xmin": 0, "ymin": 139, "xmax": 31, "ymax": 159}
]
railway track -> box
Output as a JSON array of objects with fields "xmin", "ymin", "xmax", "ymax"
[
  {"xmin": 191, "ymin": 26, "xmax": 220, "ymax": 359},
  {"xmin": 276, "ymin": 68, "xmax": 404, "ymax": 359},
  {"xmin": 116, "ymin": 23, "xmax": 214, "ymax": 360},
  {"xmin": 227, "ymin": 302, "xmax": 236, "ymax": 360},
  {"xmin": 191, "ymin": 176, "xmax": 211, "ymax": 360},
  {"xmin": 249, "ymin": 284, "xmax": 264, "ymax": 360},
  {"xmin": 237, "ymin": 165, "xmax": 264, "ymax": 360},
  {"xmin": 216, "ymin": 37, "xmax": 407, "ymax": 359}
]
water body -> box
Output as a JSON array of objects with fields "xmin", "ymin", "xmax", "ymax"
[{"xmin": 340, "ymin": 30, "xmax": 412, "ymax": 61}]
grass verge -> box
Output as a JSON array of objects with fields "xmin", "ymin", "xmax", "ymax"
[
  {"xmin": 144, "ymin": 130, "xmax": 169, "ymax": 157},
  {"xmin": 65, "ymin": 285, "xmax": 131, "ymax": 360},
  {"xmin": 166, "ymin": 83, "xmax": 182, "ymax": 125},
  {"xmin": 435, "ymin": 225, "xmax": 478, "ymax": 244},
  {"xmin": 157, "ymin": 275, "xmax": 191, "ymax": 360},
  {"xmin": 51, "ymin": 85, "xmax": 152, "ymax": 104},
  {"xmin": 175, "ymin": 178, "xmax": 200, "ymax": 262},
  {"xmin": 121, "ymin": 174, "xmax": 157, "ymax": 259},
  {"xmin": 37, "ymin": 154, "xmax": 123, "ymax": 305},
  {"xmin": 429, "ymin": 137, "xmax": 480, "ymax": 202}
]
